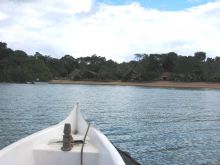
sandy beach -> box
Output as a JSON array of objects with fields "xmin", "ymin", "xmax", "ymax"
[{"xmin": 49, "ymin": 80, "xmax": 220, "ymax": 89}]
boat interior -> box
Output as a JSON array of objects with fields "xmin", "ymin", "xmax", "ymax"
[{"xmin": 0, "ymin": 104, "xmax": 125, "ymax": 165}]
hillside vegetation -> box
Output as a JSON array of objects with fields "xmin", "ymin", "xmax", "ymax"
[{"xmin": 0, "ymin": 42, "xmax": 220, "ymax": 83}]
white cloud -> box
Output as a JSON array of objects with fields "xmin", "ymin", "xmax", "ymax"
[
  {"xmin": 187, "ymin": 0, "xmax": 202, "ymax": 3},
  {"xmin": 0, "ymin": 0, "xmax": 220, "ymax": 62}
]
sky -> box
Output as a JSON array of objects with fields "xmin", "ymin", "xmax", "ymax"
[{"xmin": 0, "ymin": 0, "xmax": 220, "ymax": 62}]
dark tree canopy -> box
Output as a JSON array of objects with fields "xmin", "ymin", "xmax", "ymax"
[
  {"xmin": 0, "ymin": 42, "xmax": 7, "ymax": 49},
  {"xmin": 194, "ymin": 52, "xmax": 206, "ymax": 62},
  {"xmin": 0, "ymin": 41, "xmax": 220, "ymax": 82}
]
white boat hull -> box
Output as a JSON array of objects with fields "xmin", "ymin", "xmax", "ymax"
[{"xmin": 0, "ymin": 103, "xmax": 125, "ymax": 165}]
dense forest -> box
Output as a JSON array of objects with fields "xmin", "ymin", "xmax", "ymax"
[{"xmin": 0, "ymin": 41, "xmax": 220, "ymax": 83}]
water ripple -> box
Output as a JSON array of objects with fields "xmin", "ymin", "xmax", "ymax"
[{"xmin": 0, "ymin": 83, "xmax": 220, "ymax": 165}]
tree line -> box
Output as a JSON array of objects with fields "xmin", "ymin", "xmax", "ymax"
[{"xmin": 0, "ymin": 41, "xmax": 220, "ymax": 83}]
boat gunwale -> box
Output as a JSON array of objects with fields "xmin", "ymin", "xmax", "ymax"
[{"xmin": 0, "ymin": 104, "xmax": 126, "ymax": 165}]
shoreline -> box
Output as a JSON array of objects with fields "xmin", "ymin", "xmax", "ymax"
[{"xmin": 48, "ymin": 80, "xmax": 220, "ymax": 89}]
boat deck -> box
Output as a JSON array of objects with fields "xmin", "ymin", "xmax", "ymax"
[{"xmin": 33, "ymin": 134, "xmax": 99, "ymax": 165}]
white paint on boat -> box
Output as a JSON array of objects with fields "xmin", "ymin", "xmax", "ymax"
[{"xmin": 0, "ymin": 103, "xmax": 125, "ymax": 165}]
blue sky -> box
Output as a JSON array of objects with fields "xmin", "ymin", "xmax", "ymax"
[{"xmin": 96, "ymin": 0, "xmax": 212, "ymax": 10}]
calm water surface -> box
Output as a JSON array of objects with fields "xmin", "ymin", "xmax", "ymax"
[{"xmin": 0, "ymin": 83, "xmax": 220, "ymax": 164}]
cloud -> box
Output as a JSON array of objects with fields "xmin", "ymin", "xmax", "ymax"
[
  {"xmin": 187, "ymin": 0, "xmax": 217, "ymax": 4},
  {"xmin": 187, "ymin": 0, "xmax": 202, "ymax": 3},
  {"xmin": 0, "ymin": 0, "xmax": 220, "ymax": 62}
]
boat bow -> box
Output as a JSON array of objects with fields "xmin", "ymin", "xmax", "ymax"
[{"xmin": 0, "ymin": 103, "xmax": 125, "ymax": 165}]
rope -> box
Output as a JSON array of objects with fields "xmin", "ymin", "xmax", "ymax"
[{"xmin": 80, "ymin": 123, "xmax": 90, "ymax": 165}]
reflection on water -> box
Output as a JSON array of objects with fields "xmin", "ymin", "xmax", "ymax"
[{"xmin": 0, "ymin": 83, "xmax": 220, "ymax": 164}]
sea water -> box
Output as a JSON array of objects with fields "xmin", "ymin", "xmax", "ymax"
[{"xmin": 0, "ymin": 83, "xmax": 220, "ymax": 164}]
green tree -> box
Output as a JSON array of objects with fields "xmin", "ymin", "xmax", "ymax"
[
  {"xmin": 194, "ymin": 52, "xmax": 206, "ymax": 62},
  {"xmin": 161, "ymin": 52, "xmax": 177, "ymax": 72},
  {"xmin": 60, "ymin": 55, "xmax": 77, "ymax": 75}
]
